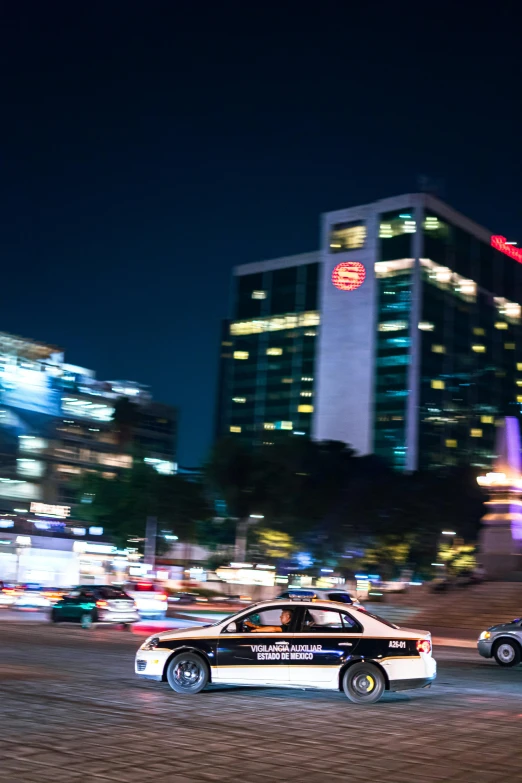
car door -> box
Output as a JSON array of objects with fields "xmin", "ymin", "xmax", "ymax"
[
  {"xmin": 216, "ymin": 605, "xmax": 297, "ymax": 685},
  {"xmin": 58, "ymin": 590, "xmax": 82, "ymax": 619},
  {"xmin": 289, "ymin": 606, "xmax": 362, "ymax": 686}
]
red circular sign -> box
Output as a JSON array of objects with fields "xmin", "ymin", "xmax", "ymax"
[{"xmin": 331, "ymin": 261, "xmax": 366, "ymax": 291}]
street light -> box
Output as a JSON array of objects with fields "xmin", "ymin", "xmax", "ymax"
[
  {"xmin": 442, "ymin": 530, "xmax": 456, "ymax": 536},
  {"xmin": 250, "ymin": 514, "xmax": 264, "ymax": 519}
]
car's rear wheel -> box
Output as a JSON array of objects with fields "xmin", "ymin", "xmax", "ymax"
[
  {"xmin": 166, "ymin": 652, "xmax": 209, "ymax": 694},
  {"xmin": 50, "ymin": 609, "xmax": 60, "ymax": 623},
  {"xmin": 493, "ymin": 639, "xmax": 521, "ymax": 667},
  {"xmin": 343, "ymin": 662, "xmax": 385, "ymax": 704}
]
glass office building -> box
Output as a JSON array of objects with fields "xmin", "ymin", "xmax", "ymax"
[
  {"xmin": 0, "ymin": 331, "xmax": 177, "ymax": 512},
  {"xmin": 217, "ymin": 194, "xmax": 522, "ymax": 471}
]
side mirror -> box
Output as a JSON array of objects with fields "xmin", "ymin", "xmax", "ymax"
[{"xmin": 225, "ymin": 621, "xmax": 237, "ymax": 633}]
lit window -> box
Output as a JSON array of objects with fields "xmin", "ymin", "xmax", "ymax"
[
  {"xmin": 279, "ymin": 421, "xmax": 293, "ymax": 430},
  {"xmin": 481, "ymin": 415, "xmax": 494, "ymax": 424},
  {"xmin": 472, "ymin": 345, "xmax": 486, "ymax": 353},
  {"xmin": 298, "ymin": 404, "xmax": 314, "ymax": 413},
  {"xmin": 505, "ymin": 343, "xmax": 516, "ymax": 350},
  {"xmin": 266, "ymin": 347, "xmax": 283, "ymax": 356},
  {"xmin": 282, "ymin": 378, "xmax": 293, "ymax": 384},
  {"xmin": 230, "ymin": 426, "xmax": 241, "ymax": 433},
  {"xmin": 232, "ymin": 397, "xmax": 246, "ymax": 403},
  {"xmin": 424, "ymin": 216, "xmax": 440, "ymax": 230},
  {"xmin": 329, "ymin": 220, "xmax": 367, "ymax": 251},
  {"xmin": 304, "ymin": 331, "xmax": 317, "ymax": 337},
  {"xmin": 470, "ymin": 429, "xmax": 482, "ymax": 438},
  {"xmin": 379, "ymin": 216, "xmax": 416, "ymax": 238},
  {"xmin": 495, "ymin": 297, "xmax": 521, "ymax": 324},
  {"xmin": 456, "ymin": 279, "xmax": 476, "ymax": 299},
  {"xmin": 379, "ymin": 321, "xmax": 408, "ymax": 332},
  {"xmin": 375, "ymin": 260, "xmax": 414, "ymax": 278},
  {"xmin": 431, "ymin": 380, "xmax": 445, "ymax": 390},
  {"xmin": 230, "ymin": 311, "xmax": 320, "ymax": 336},
  {"xmin": 251, "ymin": 290, "xmax": 266, "ymax": 300},
  {"xmin": 418, "ymin": 322, "xmax": 435, "ymax": 332},
  {"xmin": 445, "ymin": 439, "xmax": 457, "ymax": 448},
  {"xmin": 300, "ymin": 391, "xmax": 313, "ymax": 397},
  {"xmin": 301, "ymin": 376, "xmax": 314, "ymax": 382},
  {"xmin": 473, "ymin": 327, "xmax": 485, "ymax": 336},
  {"xmin": 432, "ymin": 345, "xmax": 445, "ymax": 354},
  {"xmin": 233, "ymin": 351, "xmax": 249, "ymax": 360},
  {"xmin": 264, "ymin": 423, "xmax": 275, "ymax": 430},
  {"xmin": 518, "ymin": 396, "xmax": 522, "ymax": 404},
  {"xmin": 517, "ymin": 363, "xmax": 522, "ymax": 371},
  {"xmin": 495, "ymin": 322, "xmax": 508, "ymax": 330}
]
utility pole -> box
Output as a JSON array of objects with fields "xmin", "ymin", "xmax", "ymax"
[{"xmin": 144, "ymin": 516, "xmax": 157, "ymax": 574}]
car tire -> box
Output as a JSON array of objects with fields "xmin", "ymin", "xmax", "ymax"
[
  {"xmin": 80, "ymin": 612, "xmax": 94, "ymax": 630},
  {"xmin": 343, "ymin": 662, "xmax": 386, "ymax": 704},
  {"xmin": 493, "ymin": 639, "xmax": 521, "ymax": 667},
  {"xmin": 166, "ymin": 652, "xmax": 209, "ymax": 694},
  {"xmin": 50, "ymin": 609, "xmax": 60, "ymax": 623}
]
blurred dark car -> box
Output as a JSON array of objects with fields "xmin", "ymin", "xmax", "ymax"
[{"xmin": 51, "ymin": 585, "xmax": 139, "ymax": 628}]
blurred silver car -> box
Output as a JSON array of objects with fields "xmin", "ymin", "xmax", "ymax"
[
  {"xmin": 277, "ymin": 588, "xmax": 362, "ymax": 608},
  {"xmin": 478, "ymin": 618, "xmax": 522, "ymax": 666}
]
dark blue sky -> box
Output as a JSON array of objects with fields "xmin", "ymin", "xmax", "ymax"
[{"xmin": 1, "ymin": 2, "xmax": 521, "ymax": 464}]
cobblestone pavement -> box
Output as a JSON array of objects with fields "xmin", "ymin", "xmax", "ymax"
[{"xmin": 1, "ymin": 622, "xmax": 521, "ymax": 783}]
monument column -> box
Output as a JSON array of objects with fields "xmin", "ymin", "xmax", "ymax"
[{"xmin": 478, "ymin": 417, "xmax": 522, "ymax": 579}]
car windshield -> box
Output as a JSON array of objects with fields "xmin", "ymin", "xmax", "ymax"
[{"xmin": 98, "ymin": 587, "xmax": 129, "ymax": 600}]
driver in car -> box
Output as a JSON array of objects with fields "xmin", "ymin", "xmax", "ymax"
[{"xmin": 245, "ymin": 609, "xmax": 293, "ymax": 633}]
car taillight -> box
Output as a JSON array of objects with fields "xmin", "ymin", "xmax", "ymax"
[
  {"xmin": 416, "ymin": 639, "xmax": 431, "ymax": 654},
  {"xmin": 96, "ymin": 600, "xmax": 108, "ymax": 608},
  {"xmin": 158, "ymin": 594, "xmax": 167, "ymax": 601}
]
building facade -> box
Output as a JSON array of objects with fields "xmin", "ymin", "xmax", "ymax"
[
  {"xmin": 0, "ymin": 331, "xmax": 177, "ymax": 512},
  {"xmin": 217, "ymin": 193, "xmax": 522, "ymax": 471}
]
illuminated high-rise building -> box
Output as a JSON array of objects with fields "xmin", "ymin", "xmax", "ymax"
[
  {"xmin": 0, "ymin": 331, "xmax": 177, "ymax": 511},
  {"xmin": 216, "ymin": 193, "xmax": 522, "ymax": 471}
]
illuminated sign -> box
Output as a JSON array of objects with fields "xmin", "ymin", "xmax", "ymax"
[
  {"xmin": 332, "ymin": 261, "xmax": 366, "ymax": 291},
  {"xmin": 491, "ymin": 235, "xmax": 522, "ymax": 264},
  {"xmin": 30, "ymin": 502, "xmax": 71, "ymax": 519},
  {"xmin": 73, "ymin": 541, "xmax": 115, "ymax": 554}
]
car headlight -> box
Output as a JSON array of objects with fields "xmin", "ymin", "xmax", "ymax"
[
  {"xmin": 140, "ymin": 635, "xmax": 160, "ymax": 651},
  {"xmin": 479, "ymin": 631, "xmax": 491, "ymax": 640}
]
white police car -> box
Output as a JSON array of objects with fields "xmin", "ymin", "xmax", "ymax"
[{"xmin": 135, "ymin": 598, "xmax": 436, "ymax": 703}]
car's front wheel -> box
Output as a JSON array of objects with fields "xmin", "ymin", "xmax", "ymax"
[
  {"xmin": 343, "ymin": 662, "xmax": 385, "ymax": 704},
  {"xmin": 493, "ymin": 639, "xmax": 521, "ymax": 667},
  {"xmin": 166, "ymin": 652, "xmax": 209, "ymax": 694}
]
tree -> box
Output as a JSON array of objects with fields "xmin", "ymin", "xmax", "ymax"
[
  {"xmin": 253, "ymin": 528, "xmax": 295, "ymax": 561},
  {"xmin": 76, "ymin": 462, "xmax": 212, "ymax": 550}
]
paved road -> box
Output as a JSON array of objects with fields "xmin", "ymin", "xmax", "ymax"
[{"xmin": 1, "ymin": 623, "xmax": 521, "ymax": 783}]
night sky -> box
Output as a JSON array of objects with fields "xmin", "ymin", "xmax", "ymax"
[{"xmin": 1, "ymin": 2, "xmax": 521, "ymax": 465}]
